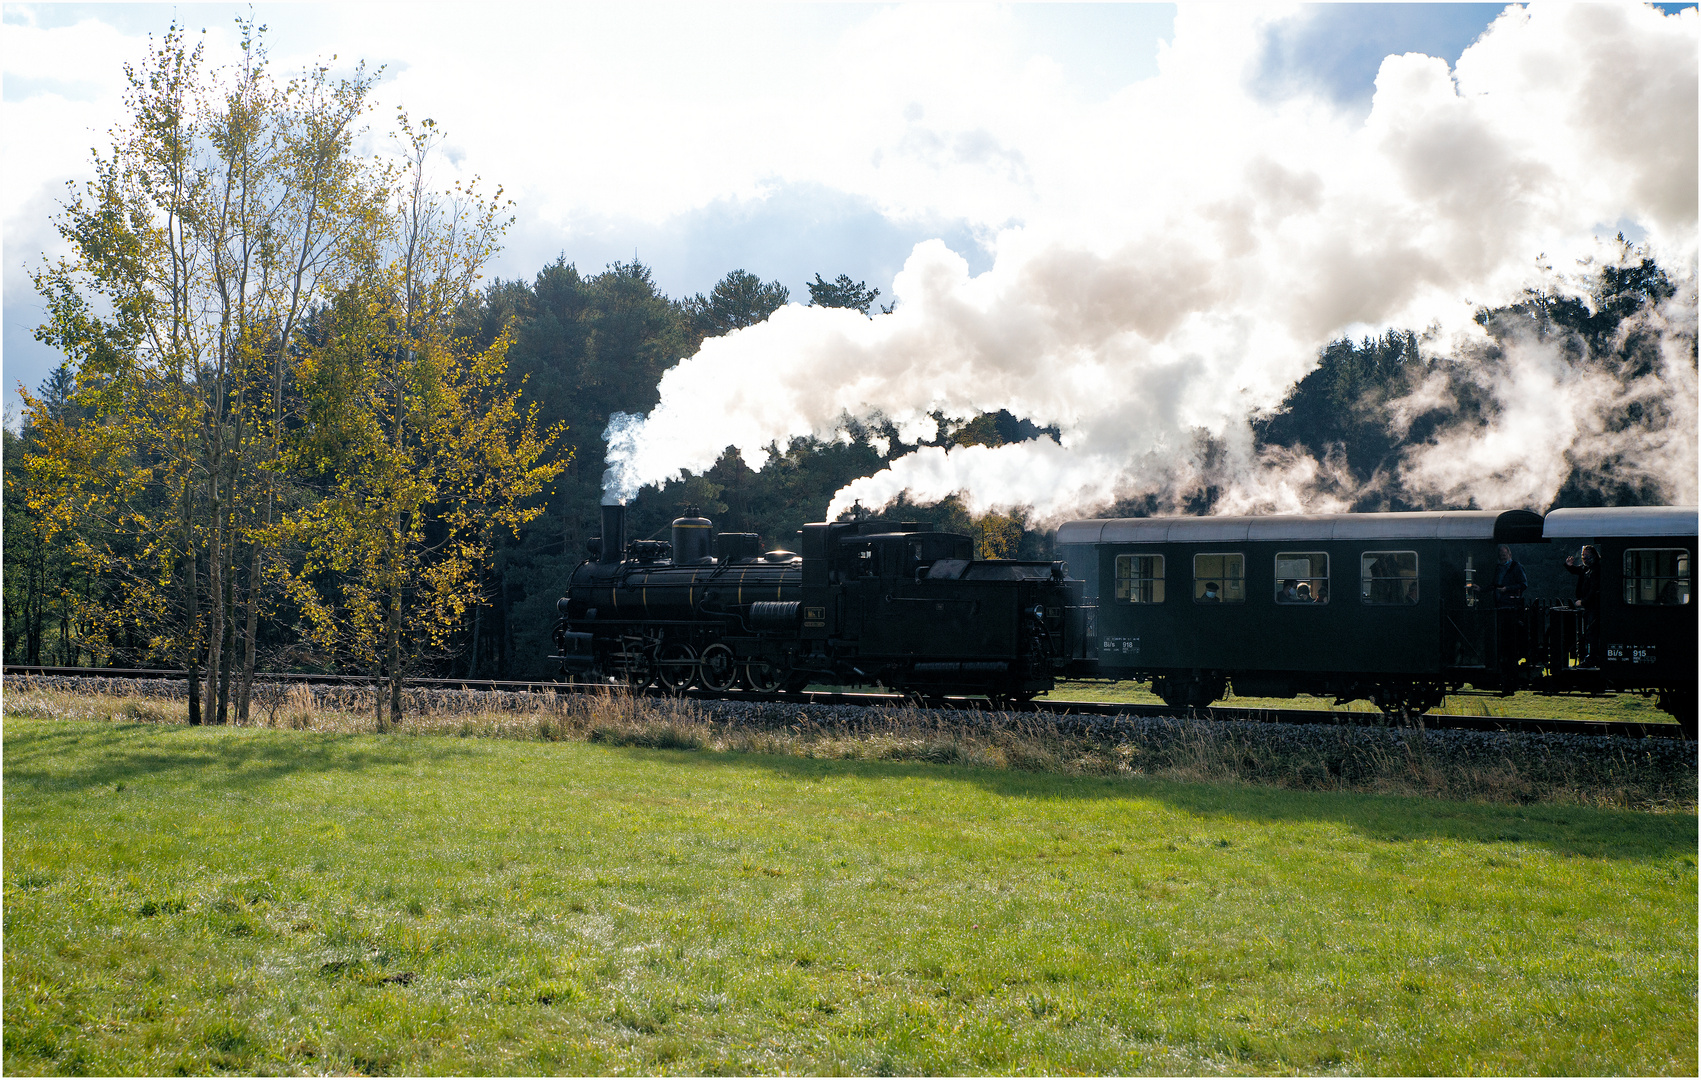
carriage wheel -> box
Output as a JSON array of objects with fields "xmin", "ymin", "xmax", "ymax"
[
  {"xmin": 1656, "ymin": 687, "xmax": 1696, "ymax": 739},
  {"xmin": 1154, "ymin": 674, "xmax": 1223, "ymax": 713},
  {"xmin": 741, "ymin": 657, "xmax": 783, "ymax": 693},
  {"xmin": 1373, "ymin": 680, "xmax": 1446, "ymax": 717},
  {"xmin": 656, "ymin": 643, "xmax": 698, "ymax": 693},
  {"xmin": 698, "ymin": 643, "xmax": 739, "ymax": 692}
]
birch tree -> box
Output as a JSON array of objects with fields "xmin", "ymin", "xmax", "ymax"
[
  {"xmin": 284, "ymin": 115, "xmax": 565, "ymax": 728},
  {"xmin": 22, "ymin": 19, "xmax": 383, "ymax": 720}
]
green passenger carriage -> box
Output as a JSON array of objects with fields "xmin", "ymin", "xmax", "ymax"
[{"xmin": 1058, "ymin": 506, "xmax": 1696, "ymax": 728}]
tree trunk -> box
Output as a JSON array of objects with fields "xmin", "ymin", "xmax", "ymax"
[
  {"xmin": 204, "ymin": 472, "xmax": 224, "ymax": 722},
  {"xmin": 237, "ymin": 542, "xmax": 261, "ymax": 723},
  {"xmin": 387, "ymin": 581, "xmax": 402, "ymax": 726},
  {"xmin": 468, "ymin": 594, "xmax": 482, "ymax": 678},
  {"xmin": 27, "ymin": 539, "xmax": 43, "ymax": 664},
  {"xmin": 184, "ymin": 509, "xmax": 201, "ymax": 726},
  {"xmin": 217, "ymin": 560, "xmax": 233, "ymax": 724}
]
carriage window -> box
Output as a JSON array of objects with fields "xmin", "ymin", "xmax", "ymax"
[
  {"xmin": 1361, "ymin": 551, "xmax": 1419, "ymax": 605},
  {"xmin": 1624, "ymin": 549, "xmax": 1691, "ymax": 605},
  {"xmin": 1193, "ymin": 553, "xmax": 1244, "ymax": 603},
  {"xmin": 1274, "ymin": 552, "xmax": 1329, "ymax": 604},
  {"xmin": 1115, "ymin": 555, "xmax": 1165, "ymax": 603}
]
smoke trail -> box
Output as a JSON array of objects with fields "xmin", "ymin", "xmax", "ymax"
[
  {"xmin": 603, "ymin": 4, "xmax": 1697, "ymax": 521},
  {"xmin": 601, "ymin": 411, "xmax": 646, "ymax": 505},
  {"xmin": 1394, "ymin": 276, "xmax": 1699, "ymax": 510}
]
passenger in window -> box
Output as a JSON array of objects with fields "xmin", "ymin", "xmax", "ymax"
[
  {"xmin": 1202, "ymin": 581, "xmax": 1221, "ymax": 602},
  {"xmin": 1278, "ymin": 579, "xmax": 1300, "ymax": 603},
  {"xmin": 1658, "ymin": 578, "xmax": 1682, "ymax": 605},
  {"xmin": 1296, "ymin": 582, "xmax": 1313, "ymax": 602},
  {"xmin": 1368, "ymin": 555, "xmax": 1399, "ymax": 603},
  {"xmin": 1315, "ymin": 581, "xmax": 1329, "ymax": 604},
  {"xmin": 1492, "ymin": 545, "xmax": 1527, "ymax": 609}
]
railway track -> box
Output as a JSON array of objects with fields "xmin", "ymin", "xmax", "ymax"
[{"xmin": 4, "ymin": 664, "xmax": 1686, "ymax": 740}]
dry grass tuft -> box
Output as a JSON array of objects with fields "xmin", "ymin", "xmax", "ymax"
[{"xmin": 3, "ymin": 676, "xmax": 1692, "ymax": 811}]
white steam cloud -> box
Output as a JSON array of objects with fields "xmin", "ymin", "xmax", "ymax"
[
  {"xmin": 1396, "ymin": 281, "xmax": 1699, "ymax": 508},
  {"xmin": 603, "ymin": 4, "xmax": 1697, "ymax": 521}
]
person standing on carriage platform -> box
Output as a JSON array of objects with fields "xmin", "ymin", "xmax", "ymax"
[
  {"xmin": 1492, "ymin": 544, "xmax": 1529, "ymax": 691},
  {"xmin": 1565, "ymin": 545, "xmax": 1601, "ymax": 666}
]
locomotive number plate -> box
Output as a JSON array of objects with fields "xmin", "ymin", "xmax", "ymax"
[
  {"xmin": 804, "ymin": 605, "xmax": 826, "ymax": 628},
  {"xmin": 1605, "ymin": 643, "xmax": 1656, "ymax": 664},
  {"xmin": 1103, "ymin": 636, "xmax": 1140, "ymax": 656}
]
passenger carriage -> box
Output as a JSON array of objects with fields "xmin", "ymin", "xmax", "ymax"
[
  {"xmin": 1056, "ymin": 510, "xmax": 1548, "ymax": 714},
  {"xmin": 1058, "ymin": 506, "xmax": 1697, "ymax": 728}
]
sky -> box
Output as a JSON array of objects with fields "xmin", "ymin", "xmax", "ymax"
[
  {"xmin": 3, "ymin": 2, "xmax": 1696, "ymax": 521},
  {"xmin": 2, "ymin": 1, "xmax": 1553, "ymax": 416}
]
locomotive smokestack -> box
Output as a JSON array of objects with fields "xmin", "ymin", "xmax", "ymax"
[{"xmin": 599, "ymin": 503, "xmax": 626, "ymax": 564}]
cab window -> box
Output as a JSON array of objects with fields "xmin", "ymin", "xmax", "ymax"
[
  {"xmin": 843, "ymin": 542, "xmax": 876, "ymax": 578},
  {"xmin": 1274, "ymin": 552, "xmax": 1329, "ymax": 604},
  {"xmin": 1624, "ymin": 549, "xmax": 1691, "ymax": 605},
  {"xmin": 1193, "ymin": 553, "xmax": 1244, "ymax": 603},
  {"xmin": 1115, "ymin": 554, "xmax": 1164, "ymax": 603},
  {"xmin": 1361, "ymin": 551, "xmax": 1419, "ymax": 605}
]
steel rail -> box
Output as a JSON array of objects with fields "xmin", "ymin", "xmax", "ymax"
[{"xmin": 3, "ymin": 664, "xmax": 1684, "ymax": 739}]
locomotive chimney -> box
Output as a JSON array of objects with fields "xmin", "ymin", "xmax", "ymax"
[{"xmin": 599, "ymin": 503, "xmax": 626, "ymax": 564}]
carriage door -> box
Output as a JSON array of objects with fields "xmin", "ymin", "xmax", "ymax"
[{"xmin": 1436, "ymin": 543, "xmax": 1491, "ymax": 671}]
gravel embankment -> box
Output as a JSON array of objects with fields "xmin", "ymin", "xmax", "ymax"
[{"xmin": 7, "ymin": 674, "xmax": 1693, "ymax": 789}]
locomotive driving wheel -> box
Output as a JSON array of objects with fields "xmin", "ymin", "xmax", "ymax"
[
  {"xmin": 780, "ymin": 667, "xmax": 812, "ymax": 693},
  {"xmin": 656, "ymin": 643, "xmax": 698, "ymax": 693},
  {"xmin": 616, "ymin": 641, "xmax": 654, "ymax": 690},
  {"xmin": 741, "ymin": 657, "xmax": 784, "ymax": 693},
  {"xmin": 698, "ymin": 643, "xmax": 739, "ymax": 692}
]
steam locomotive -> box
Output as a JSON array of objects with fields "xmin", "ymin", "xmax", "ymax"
[{"xmin": 552, "ymin": 504, "xmax": 1090, "ymax": 702}]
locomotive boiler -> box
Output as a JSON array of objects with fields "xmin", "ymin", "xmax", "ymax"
[{"xmin": 553, "ymin": 504, "xmax": 1090, "ymax": 702}]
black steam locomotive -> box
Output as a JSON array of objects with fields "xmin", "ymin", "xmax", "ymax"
[{"xmin": 552, "ymin": 504, "xmax": 1090, "ymax": 702}]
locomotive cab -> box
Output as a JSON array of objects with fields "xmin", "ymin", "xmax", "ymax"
[
  {"xmin": 797, "ymin": 520, "xmax": 1087, "ymax": 700},
  {"xmin": 831, "ymin": 530, "xmax": 972, "ymax": 584}
]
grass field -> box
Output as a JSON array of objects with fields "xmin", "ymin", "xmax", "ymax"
[
  {"xmin": 1037, "ymin": 681, "xmax": 1678, "ymax": 724},
  {"xmin": 5, "ymin": 715, "xmax": 1695, "ymax": 1075}
]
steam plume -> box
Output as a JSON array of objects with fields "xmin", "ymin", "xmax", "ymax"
[{"xmin": 603, "ymin": 4, "xmax": 1697, "ymax": 521}]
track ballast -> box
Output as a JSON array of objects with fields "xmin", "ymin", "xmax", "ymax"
[{"xmin": 3, "ymin": 665, "xmax": 1684, "ymax": 740}]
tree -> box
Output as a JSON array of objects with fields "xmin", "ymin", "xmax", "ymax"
[
  {"xmin": 806, "ymin": 272, "xmax": 880, "ymax": 315},
  {"xmin": 22, "ymin": 18, "xmax": 385, "ymax": 722},
  {"xmin": 280, "ymin": 115, "xmax": 565, "ymax": 728},
  {"xmin": 684, "ymin": 269, "xmax": 789, "ymax": 338}
]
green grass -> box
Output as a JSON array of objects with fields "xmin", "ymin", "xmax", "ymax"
[
  {"xmin": 1038, "ymin": 681, "xmax": 1679, "ymax": 724},
  {"xmin": 5, "ymin": 718, "xmax": 1696, "ymax": 1075}
]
